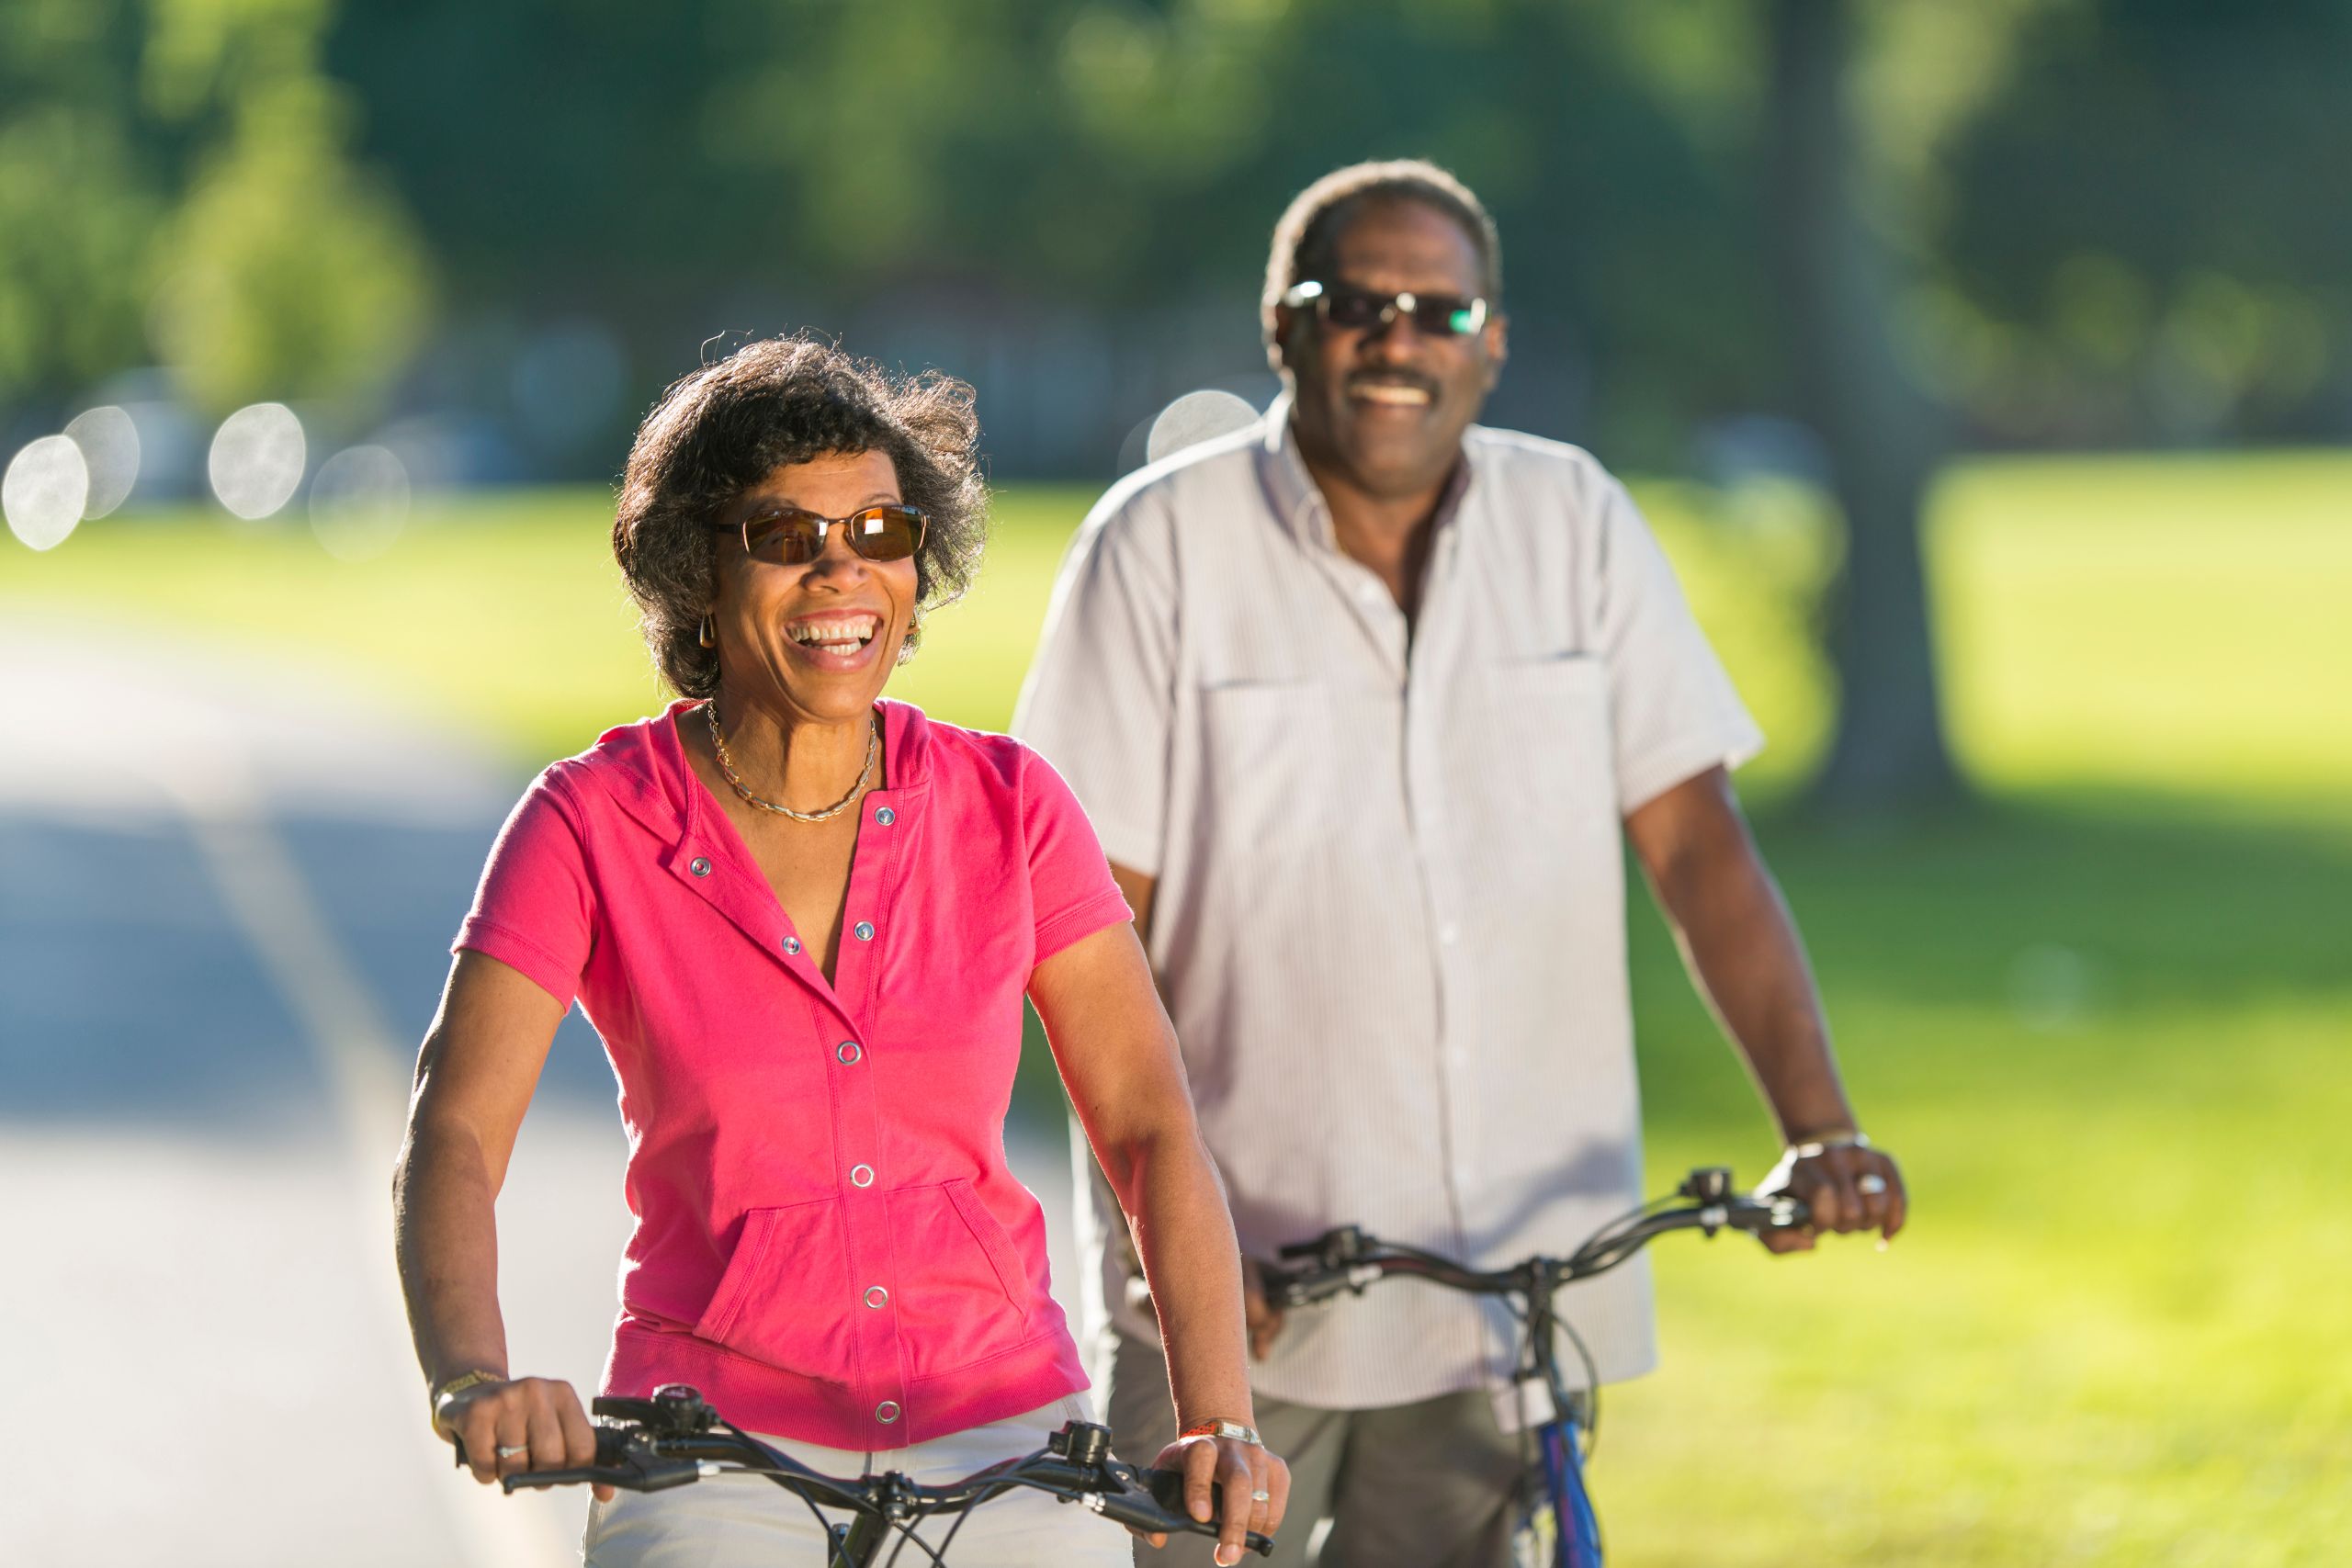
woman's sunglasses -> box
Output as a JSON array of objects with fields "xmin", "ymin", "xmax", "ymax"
[
  {"xmin": 1283, "ymin": 279, "xmax": 1489, "ymax": 337},
  {"xmin": 716, "ymin": 502, "xmax": 929, "ymax": 567}
]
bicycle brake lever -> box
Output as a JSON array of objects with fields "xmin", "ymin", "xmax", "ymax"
[{"xmin": 1276, "ymin": 1224, "xmax": 1366, "ymax": 1263}]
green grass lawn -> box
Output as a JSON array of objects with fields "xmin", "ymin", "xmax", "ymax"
[
  {"xmin": 1611, "ymin": 799, "xmax": 2352, "ymax": 1566},
  {"xmin": 6, "ymin": 455, "xmax": 2349, "ymax": 1563}
]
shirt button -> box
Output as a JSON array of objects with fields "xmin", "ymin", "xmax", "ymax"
[
  {"xmin": 689, "ymin": 857, "xmax": 712, "ymax": 877},
  {"xmin": 875, "ymin": 807, "xmax": 896, "ymax": 826},
  {"xmin": 875, "ymin": 1400, "xmax": 900, "ymax": 1425},
  {"xmin": 853, "ymin": 920, "xmax": 875, "ymax": 942},
  {"xmin": 850, "ymin": 1164, "xmax": 875, "ymax": 1188},
  {"xmin": 1439, "ymin": 924, "xmax": 1460, "ymax": 945},
  {"xmin": 836, "ymin": 1041, "xmax": 862, "ymax": 1065},
  {"xmin": 865, "ymin": 1285, "xmax": 888, "ymax": 1309},
  {"xmin": 783, "ymin": 936, "xmax": 802, "ymax": 955}
]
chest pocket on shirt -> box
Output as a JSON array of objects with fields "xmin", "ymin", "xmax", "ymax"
[
  {"xmin": 1197, "ymin": 680, "xmax": 1375, "ymax": 870},
  {"xmin": 1485, "ymin": 655, "xmax": 1618, "ymax": 839}
]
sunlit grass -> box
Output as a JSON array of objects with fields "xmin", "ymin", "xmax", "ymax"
[
  {"xmin": 1612, "ymin": 803, "xmax": 2352, "ymax": 1566},
  {"xmin": 5, "ymin": 456, "xmax": 2348, "ymax": 1564}
]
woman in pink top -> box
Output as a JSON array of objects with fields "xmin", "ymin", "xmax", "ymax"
[{"xmin": 393, "ymin": 337, "xmax": 1287, "ymax": 1567}]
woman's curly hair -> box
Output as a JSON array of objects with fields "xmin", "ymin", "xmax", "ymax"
[{"xmin": 613, "ymin": 333, "xmax": 988, "ymax": 699}]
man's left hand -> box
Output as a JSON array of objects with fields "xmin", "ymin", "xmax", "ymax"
[{"xmin": 1759, "ymin": 1141, "xmax": 1905, "ymax": 1252}]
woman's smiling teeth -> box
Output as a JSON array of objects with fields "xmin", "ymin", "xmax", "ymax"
[{"xmin": 787, "ymin": 614, "xmax": 880, "ymax": 652}]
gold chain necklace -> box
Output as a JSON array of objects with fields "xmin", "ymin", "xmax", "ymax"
[{"xmin": 706, "ymin": 700, "xmax": 876, "ymax": 822}]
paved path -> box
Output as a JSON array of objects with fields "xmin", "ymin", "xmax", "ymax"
[{"xmin": 0, "ymin": 609, "xmax": 1083, "ymax": 1564}]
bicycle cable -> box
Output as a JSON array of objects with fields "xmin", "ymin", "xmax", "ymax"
[
  {"xmin": 899, "ymin": 1478, "xmax": 1014, "ymax": 1568},
  {"xmin": 1503, "ymin": 1296, "xmax": 1605, "ymax": 1457},
  {"xmin": 714, "ymin": 1415, "xmax": 868, "ymax": 1568}
]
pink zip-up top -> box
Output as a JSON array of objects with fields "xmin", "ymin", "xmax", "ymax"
[{"xmin": 454, "ymin": 699, "xmax": 1130, "ymax": 1449}]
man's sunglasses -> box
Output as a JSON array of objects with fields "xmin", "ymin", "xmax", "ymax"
[
  {"xmin": 1283, "ymin": 279, "xmax": 1489, "ymax": 337},
  {"xmin": 714, "ymin": 502, "xmax": 929, "ymax": 567}
]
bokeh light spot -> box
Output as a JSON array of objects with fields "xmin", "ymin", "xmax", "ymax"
[
  {"xmin": 64, "ymin": 405, "xmax": 142, "ymax": 519},
  {"xmin": 4, "ymin": 435, "xmax": 92, "ymax": 550},
  {"xmin": 1147, "ymin": 389, "xmax": 1259, "ymax": 466},
  {"xmin": 208, "ymin": 402, "xmax": 308, "ymax": 520},
  {"xmin": 310, "ymin": 445, "xmax": 413, "ymax": 562}
]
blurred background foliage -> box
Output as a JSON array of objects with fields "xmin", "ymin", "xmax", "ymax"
[
  {"xmin": 1, "ymin": 0, "xmax": 430, "ymax": 414},
  {"xmin": 13, "ymin": 0, "xmax": 2352, "ymax": 813},
  {"xmin": 7, "ymin": 0, "xmax": 2348, "ymax": 455}
]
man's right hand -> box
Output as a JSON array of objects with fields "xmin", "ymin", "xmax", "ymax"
[{"xmin": 1241, "ymin": 1258, "xmax": 1285, "ymax": 1359}]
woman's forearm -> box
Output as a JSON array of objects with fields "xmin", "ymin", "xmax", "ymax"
[
  {"xmin": 1111, "ymin": 1124, "xmax": 1255, "ymax": 1428},
  {"xmin": 393, "ymin": 1120, "xmax": 512, "ymax": 1393}
]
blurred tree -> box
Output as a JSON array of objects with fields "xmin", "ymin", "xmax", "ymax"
[
  {"xmin": 1767, "ymin": 0, "xmax": 1960, "ymax": 812},
  {"xmin": 0, "ymin": 0, "xmax": 430, "ymax": 416},
  {"xmin": 328, "ymin": 0, "xmax": 1770, "ymax": 463},
  {"xmin": 1938, "ymin": 0, "xmax": 2352, "ymax": 443},
  {"xmin": 0, "ymin": 3, "xmax": 160, "ymax": 407}
]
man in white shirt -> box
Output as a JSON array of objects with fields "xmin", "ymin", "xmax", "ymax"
[{"xmin": 1014, "ymin": 159, "xmax": 1906, "ymax": 1567}]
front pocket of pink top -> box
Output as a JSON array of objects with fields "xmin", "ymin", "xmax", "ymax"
[
  {"xmin": 886, "ymin": 1179, "xmax": 1035, "ymax": 1380},
  {"xmin": 693, "ymin": 1197, "xmax": 859, "ymax": 1388}
]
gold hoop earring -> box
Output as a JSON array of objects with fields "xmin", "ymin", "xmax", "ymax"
[{"xmin": 698, "ymin": 614, "xmax": 715, "ymax": 649}]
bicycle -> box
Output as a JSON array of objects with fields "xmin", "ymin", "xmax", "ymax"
[
  {"xmin": 1257, "ymin": 1166, "xmax": 1809, "ymax": 1568},
  {"xmin": 454, "ymin": 1381, "xmax": 1274, "ymax": 1566}
]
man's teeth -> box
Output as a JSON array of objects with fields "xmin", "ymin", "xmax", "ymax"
[
  {"xmin": 788, "ymin": 616, "xmax": 879, "ymax": 647},
  {"xmin": 1355, "ymin": 383, "xmax": 1431, "ymax": 405}
]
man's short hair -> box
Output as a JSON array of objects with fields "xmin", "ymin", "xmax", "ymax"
[{"xmin": 1261, "ymin": 159, "xmax": 1503, "ymax": 343}]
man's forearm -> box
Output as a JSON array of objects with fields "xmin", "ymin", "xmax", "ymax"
[
  {"xmin": 1630, "ymin": 773, "xmax": 1858, "ymax": 1142},
  {"xmin": 1668, "ymin": 849, "xmax": 1857, "ymax": 1140}
]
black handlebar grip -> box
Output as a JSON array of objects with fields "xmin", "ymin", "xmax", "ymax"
[{"xmin": 1109, "ymin": 1478, "xmax": 1274, "ymax": 1557}]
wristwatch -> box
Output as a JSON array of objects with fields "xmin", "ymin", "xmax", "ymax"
[{"xmin": 1180, "ymin": 1418, "xmax": 1263, "ymax": 1447}]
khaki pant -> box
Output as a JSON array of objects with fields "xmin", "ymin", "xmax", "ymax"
[
  {"xmin": 583, "ymin": 1393, "xmax": 1134, "ymax": 1567},
  {"xmin": 1104, "ymin": 1333, "xmax": 1524, "ymax": 1568}
]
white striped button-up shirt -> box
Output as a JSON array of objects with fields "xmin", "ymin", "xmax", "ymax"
[{"xmin": 1012, "ymin": 395, "xmax": 1762, "ymax": 1412}]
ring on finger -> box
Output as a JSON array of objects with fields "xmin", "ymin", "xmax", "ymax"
[
  {"xmin": 494, "ymin": 1443, "xmax": 528, "ymax": 1460},
  {"xmin": 1250, "ymin": 1489, "xmax": 1271, "ymax": 1503},
  {"xmin": 1856, "ymin": 1173, "xmax": 1889, "ymax": 1197}
]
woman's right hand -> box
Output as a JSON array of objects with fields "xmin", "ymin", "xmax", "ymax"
[{"xmin": 436, "ymin": 1375, "xmax": 613, "ymax": 1501}]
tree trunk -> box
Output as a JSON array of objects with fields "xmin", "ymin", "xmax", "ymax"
[{"xmin": 1767, "ymin": 0, "xmax": 1962, "ymax": 813}]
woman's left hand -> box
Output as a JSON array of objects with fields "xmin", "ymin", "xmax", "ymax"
[{"xmin": 1145, "ymin": 1432, "xmax": 1288, "ymax": 1565}]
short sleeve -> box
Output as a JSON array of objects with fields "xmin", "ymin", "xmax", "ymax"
[
  {"xmin": 1019, "ymin": 745, "xmax": 1135, "ymax": 968},
  {"xmin": 1011, "ymin": 491, "xmax": 1178, "ymax": 876},
  {"xmin": 452, "ymin": 774, "xmax": 596, "ymax": 1006},
  {"xmin": 1590, "ymin": 475, "xmax": 1767, "ymax": 812}
]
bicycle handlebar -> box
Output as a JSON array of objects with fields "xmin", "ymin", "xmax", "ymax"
[
  {"xmin": 454, "ymin": 1385, "xmax": 1272, "ymax": 1557},
  {"xmin": 1261, "ymin": 1166, "xmax": 1810, "ymax": 1310}
]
